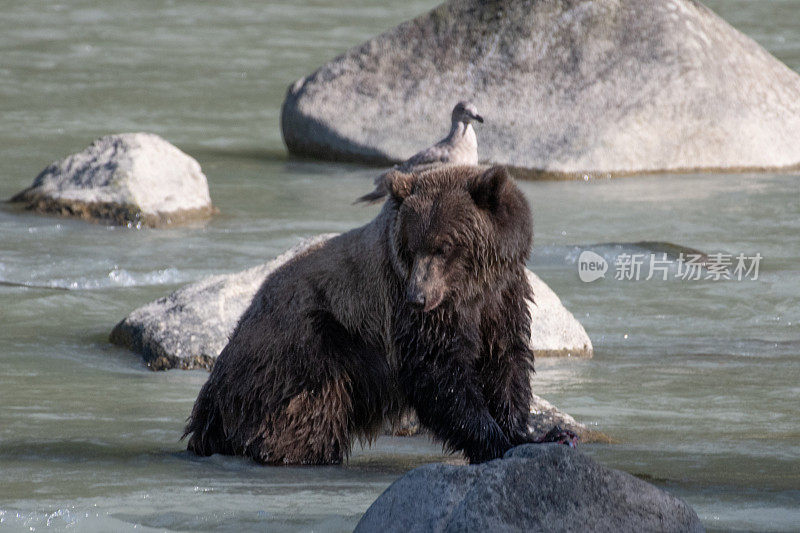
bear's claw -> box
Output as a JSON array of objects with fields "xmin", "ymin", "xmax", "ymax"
[{"xmin": 536, "ymin": 425, "xmax": 579, "ymax": 448}]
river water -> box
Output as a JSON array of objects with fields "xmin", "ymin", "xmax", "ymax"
[{"xmin": 1, "ymin": 1, "xmax": 798, "ymax": 531}]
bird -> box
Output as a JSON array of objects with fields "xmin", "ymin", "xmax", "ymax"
[{"xmin": 357, "ymin": 101, "xmax": 484, "ymax": 203}]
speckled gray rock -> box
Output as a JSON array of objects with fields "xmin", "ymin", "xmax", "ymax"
[
  {"xmin": 355, "ymin": 444, "xmax": 703, "ymax": 533},
  {"xmin": 110, "ymin": 235, "xmax": 336, "ymax": 370},
  {"xmin": 527, "ymin": 394, "xmax": 607, "ymax": 444},
  {"xmin": 282, "ymin": 0, "xmax": 800, "ymax": 176},
  {"xmin": 527, "ymin": 270, "xmax": 592, "ymax": 358},
  {"xmin": 10, "ymin": 133, "xmax": 215, "ymax": 227}
]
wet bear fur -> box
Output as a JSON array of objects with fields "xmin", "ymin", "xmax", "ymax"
[{"xmin": 184, "ymin": 165, "xmax": 549, "ymax": 464}]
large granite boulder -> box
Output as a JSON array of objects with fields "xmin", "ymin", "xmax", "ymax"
[
  {"xmin": 355, "ymin": 443, "xmax": 703, "ymax": 532},
  {"xmin": 282, "ymin": 0, "xmax": 800, "ymax": 176},
  {"xmin": 10, "ymin": 133, "xmax": 215, "ymax": 227}
]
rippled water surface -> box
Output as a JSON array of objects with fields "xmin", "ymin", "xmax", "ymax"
[{"xmin": 1, "ymin": 1, "xmax": 799, "ymax": 531}]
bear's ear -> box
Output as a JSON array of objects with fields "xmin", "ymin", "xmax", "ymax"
[
  {"xmin": 469, "ymin": 166, "xmax": 509, "ymax": 211},
  {"xmin": 386, "ymin": 170, "xmax": 415, "ymax": 202}
]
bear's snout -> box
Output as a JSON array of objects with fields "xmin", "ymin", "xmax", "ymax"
[
  {"xmin": 407, "ymin": 256, "xmax": 446, "ymax": 312},
  {"xmin": 406, "ymin": 284, "xmax": 427, "ymax": 309}
]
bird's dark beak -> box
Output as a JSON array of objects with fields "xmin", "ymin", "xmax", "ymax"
[{"xmin": 472, "ymin": 113, "xmax": 484, "ymax": 123}]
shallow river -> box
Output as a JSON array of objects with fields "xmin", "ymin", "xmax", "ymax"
[{"xmin": 1, "ymin": 1, "xmax": 798, "ymax": 531}]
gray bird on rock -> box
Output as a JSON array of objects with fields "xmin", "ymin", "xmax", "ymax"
[{"xmin": 358, "ymin": 101, "xmax": 484, "ymax": 203}]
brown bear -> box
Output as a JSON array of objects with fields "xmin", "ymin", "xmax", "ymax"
[{"xmin": 183, "ymin": 165, "xmax": 575, "ymax": 465}]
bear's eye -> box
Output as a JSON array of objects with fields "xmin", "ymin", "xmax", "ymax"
[{"xmin": 435, "ymin": 244, "xmax": 452, "ymax": 256}]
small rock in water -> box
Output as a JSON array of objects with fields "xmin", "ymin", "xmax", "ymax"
[
  {"xmin": 355, "ymin": 444, "xmax": 703, "ymax": 532},
  {"xmin": 9, "ymin": 133, "xmax": 216, "ymax": 227},
  {"xmin": 386, "ymin": 401, "xmax": 607, "ymax": 445}
]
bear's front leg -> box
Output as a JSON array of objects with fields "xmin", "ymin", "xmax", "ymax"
[
  {"xmin": 479, "ymin": 339, "xmax": 580, "ymax": 448},
  {"xmin": 398, "ymin": 345, "xmax": 512, "ymax": 464},
  {"xmin": 477, "ymin": 333, "xmax": 538, "ymax": 446}
]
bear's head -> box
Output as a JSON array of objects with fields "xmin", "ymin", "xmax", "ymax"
[{"xmin": 385, "ymin": 165, "xmax": 532, "ymax": 313}]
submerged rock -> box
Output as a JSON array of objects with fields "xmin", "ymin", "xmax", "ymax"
[
  {"xmin": 10, "ymin": 133, "xmax": 215, "ymax": 227},
  {"xmin": 387, "ymin": 394, "xmax": 608, "ymax": 444},
  {"xmin": 355, "ymin": 444, "xmax": 703, "ymax": 532},
  {"xmin": 282, "ymin": 0, "xmax": 800, "ymax": 176}
]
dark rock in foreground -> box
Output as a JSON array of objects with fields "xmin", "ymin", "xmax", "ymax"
[
  {"xmin": 282, "ymin": 0, "xmax": 800, "ymax": 176},
  {"xmin": 10, "ymin": 133, "xmax": 215, "ymax": 227},
  {"xmin": 355, "ymin": 444, "xmax": 703, "ymax": 532}
]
